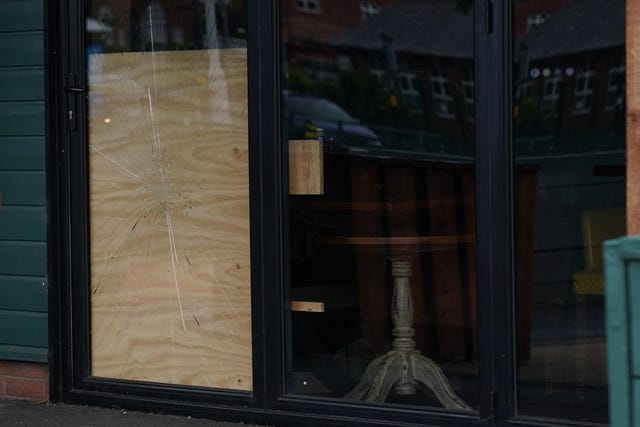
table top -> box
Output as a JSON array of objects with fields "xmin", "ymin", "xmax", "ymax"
[{"xmin": 316, "ymin": 235, "xmax": 475, "ymax": 257}]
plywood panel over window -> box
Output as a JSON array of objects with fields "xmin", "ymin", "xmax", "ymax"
[{"xmin": 88, "ymin": 49, "xmax": 251, "ymax": 390}]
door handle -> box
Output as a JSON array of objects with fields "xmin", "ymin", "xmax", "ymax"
[{"xmin": 64, "ymin": 86, "xmax": 84, "ymax": 93}]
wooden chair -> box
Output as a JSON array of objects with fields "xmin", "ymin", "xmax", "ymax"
[{"xmin": 572, "ymin": 208, "xmax": 626, "ymax": 296}]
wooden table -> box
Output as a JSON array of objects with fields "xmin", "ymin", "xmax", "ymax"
[{"xmin": 317, "ymin": 235, "xmax": 474, "ymax": 410}]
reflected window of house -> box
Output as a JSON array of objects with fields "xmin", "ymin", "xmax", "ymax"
[
  {"xmin": 360, "ymin": 2, "xmax": 381, "ymax": 20},
  {"xmin": 605, "ymin": 52, "xmax": 625, "ymax": 110},
  {"xmin": 462, "ymin": 66, "xmax": 474, "ymax": 121},
  {"xmin": 140, "ymin": 0, "xmax": 167, "ymax": 46},
  {"xmin": 300, "ymin": 57, "xmax": 337, "ymax": 83},
  {"xmin": 398, "ymin": 66, "xmax": 422, "ymax": 112},
  {"xmin": 516, "ymin": 80, "xmax": 533, "ymax": 100},
  {"xmin": 430, "ymin": 64, "xmax": 454, "ymax": 119},
  {"xmin": 573, "ymin": 60, "xmax": 595, "ymax": 114},
  {"xmin": 526, "ymin": 13, "xmax": 547, "ymax": 32},
  {"xmin": 541, "ymin": 75, "xmax": 562, "ymax": 117},
  {"xmin": 369, "ymin": 67, "xmax": 388, "ymax": 89},
  {"xmin": 296, "ymin": 0, "xmax": 321, "ymax": 14}
]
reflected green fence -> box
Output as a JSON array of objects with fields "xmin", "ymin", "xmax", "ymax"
[{"xmin": 361, "ymin": 123, "xmax": 624, "ymax": 160}]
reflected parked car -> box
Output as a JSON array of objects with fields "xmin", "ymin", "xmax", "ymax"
[{"xmin": 284, "ymin": 92, "xmax": 381, "ymax": 153}]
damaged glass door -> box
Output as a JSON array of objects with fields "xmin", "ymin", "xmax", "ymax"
[{"xmin": 85, "ymin": 0, "xmax": 251, "ymax": 390}]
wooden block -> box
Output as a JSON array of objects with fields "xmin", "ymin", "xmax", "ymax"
[
  {"xmin": 291, "ymin": 301, "xmax": 325, "ymax": 313},
  {"xmin": 289, "ymin": 139, "xmax": 323, "ymax": 195}
]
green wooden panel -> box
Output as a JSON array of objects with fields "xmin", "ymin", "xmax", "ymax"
[
  {"xmin": 0, "ymin": 207, "xmax": 46, "ymax": 241},
  {"xmin": 0, "ymin": 137, "xmax": 45, "ymax": 170},
  {"xmin": 0, "ymin": 276, "xmax": 47, "ymax": 312},
  {"xmin": 635, "ymin": 379, "xmax": 640, "ymax": 427},
  {"xmin": 0, "ymin": 32, "xmax": 43, "ymax": 66},
  {"xmin": 0, "ymin": 171, "xmax": 45, "ymax": 206},
  {"xmin": 605, "ymin": 237, "xmax": 632, "ymax": 427},
  {"xmin": 0, "ymin": 102, "xmax": 44, "ymax": 136},
  {"xmin": 631, "ymin": 260, "xmax": 640, "ymax": 377},
  {"xmin": 0, "ymin": 344, "xmax": 46, "ymax": 363},
  {"xmin": 0, "ymin": 310, "xmax": 47, "ymax": 347},
  {"xmin": 0, "ymin": 0, "xmax": 43, "ymax": 32},
  {"xmin": 0, "ymin": 67, "xmax": 44, "ymax": 101},
  {"xmin": 0, "ymin": 241, "xmax": 46, "ymax": 276}
]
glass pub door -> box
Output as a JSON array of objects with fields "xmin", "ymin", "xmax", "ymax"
[{"xmin": 84, "ymin": 0, "xmax": 252, "ymax": 390}]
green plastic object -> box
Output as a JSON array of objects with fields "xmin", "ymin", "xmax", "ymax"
[{"xmin": 605, "ymin": 236, "xmax": 640, "ymax": 426}]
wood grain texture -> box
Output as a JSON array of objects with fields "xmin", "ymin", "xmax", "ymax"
[
  {"xmin": 88, "ymin": 49, "xmax": 251, "ymax": 390},
  {"xmin": 289, "ymin": 139, "xmax": 324, "ymax": 195},
  {"xmin": 628, "ymin": 0, "xmax": 640, "ymax": 234}
]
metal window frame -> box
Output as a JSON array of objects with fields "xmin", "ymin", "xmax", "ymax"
[{"xmin": 45, "ymin": 1, "xmax": 609, "ymax": 426}]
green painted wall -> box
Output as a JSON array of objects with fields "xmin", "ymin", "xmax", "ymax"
[{"xmin": 0, "ymin": 0, "xmax": 47, "ymax": 363}]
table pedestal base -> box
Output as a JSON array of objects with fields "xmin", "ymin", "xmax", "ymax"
[
  {"xmin": 344, "ymin": 349, "xmax": 470, "ymax": 410},
  {"xmin": 344, "ymin": 258, "xmax": 470, "ymax": 411}
]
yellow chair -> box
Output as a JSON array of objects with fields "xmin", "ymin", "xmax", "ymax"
[{"xmin": 572, "ymin": 208, "xmax": 626, "ymax": 295}]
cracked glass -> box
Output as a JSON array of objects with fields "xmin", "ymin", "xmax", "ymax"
[{"xmin": 86, "ymin": 0, "xmax": 251, "ymax": 390}]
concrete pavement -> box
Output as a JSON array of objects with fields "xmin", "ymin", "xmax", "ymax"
[{"xmin": 0, "ymin": 399, "xmax": 269, "ymax": 426}]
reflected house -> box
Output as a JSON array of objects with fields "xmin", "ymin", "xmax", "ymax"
[
  {"xmin": 87, "ymin": 0, "xmax": 246, "ymax": 51},
  {"xmin": 281, "ymin": 0, "xmax": 397, "ymax": 82},
  {"xmin": 512, "ymin": 0, "xmax": 572, "ymax": 39},
  {"xmin": 282, "ymin": 0, "xmax": 476, "ymax": 157},
  {"xmin": 328, "ymin": 0, "xmax": 474, "ymax": 141},
  {"xmin": 86, "ymin": 0, "xmax": 198, "ymax": 50},
  {"xmin": 514, "ymin": 0, "xmax": 625, "ymax": 154},
  {"xmin": 284, "ymin": 0, "xmax": 623, "ymax": 378},
  {"xmin": 282, "ymin": 0, "xmax": 625, "ymax": 157},
  {"xmin": 0, "ymin": 0, "xmax": 634, "ymax": 423}
]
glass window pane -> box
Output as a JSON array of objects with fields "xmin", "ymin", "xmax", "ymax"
[
  {"xmin": 86, "ymin": 0, "xmax": 251, "ymax": 390},
  {"xmin": 513, "ymin": 0, "xmax": 624, "ymax": 422},
  {"xmin": 282, "ymin": 0, "xmax": 477, "ymax": 411}
]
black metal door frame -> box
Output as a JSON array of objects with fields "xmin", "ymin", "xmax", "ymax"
[{"xmin": 46, "ymin": 1, "xmax": 605, "ymax": 426}]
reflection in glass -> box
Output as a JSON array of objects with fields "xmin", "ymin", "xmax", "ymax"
[
  {"xmin": 283, "ymin": 0, "xmax": 477, "ymax": 409},
  {"xmin": 513, "ymin": 0, "xmax": 624, "ymax": 422},
  {"xmin": 86, "ymin": 1, "xmax": 251, "ymax": 390}
]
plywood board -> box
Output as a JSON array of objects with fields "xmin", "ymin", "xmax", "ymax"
[{"xmin": 88, "ymin": 49, "xmax": 251, "ymax": 390}]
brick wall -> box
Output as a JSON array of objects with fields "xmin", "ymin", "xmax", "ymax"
[{"xmin": 0, "ymin": 361, "xmax": 48, "ymax": 401}]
